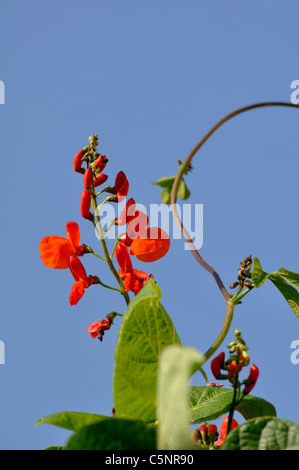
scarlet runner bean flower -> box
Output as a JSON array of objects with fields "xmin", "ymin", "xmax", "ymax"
[
  {"xmin": 210, "ymin": 352, "xmax": 225, "ymax": 380},
  {"xmin": 39, "ymin": 222, "xmax": 87, "ymax": 269},
  {"xmin": 93, "ymin": 173, "xmax": 108, "ymax": 187},
  {"xmin": 91, "ymin": 154, "xmax": 109, "ymax": 172},
  {"xmin": 129, "ymin": 227, "xmax": 170, "ymax": 262},
  {"xmin": 74, "ymin": 150, "xmax": 86, "ymax": 174},
  {"xmin": 80, "ymin": 189, "xmax": 93, "ymax": 221},
  {"xmin": 115, "ymin": 198, "xmax": 136, "ymax": 226},
  {"xmin": 83, "ymin": 167, "xmax": 93, "ymax": 189},
  {"xmin": 69, "ymin": 255, "xmax": 94, "ymax": 306},
  {"xmin": 216, "ymin": 415, "xmax": 239, "ymax": 448},
  {"xmin": 86, "ymin": 315, "xmax": 114, "ymax": 341},
  {"xmin": 111, "ymin": 171, "xmax": 129, "ymax": 202},
  {"xmin": 244, "ymin": 364, "xmax": 259, "ymax": 394},
  {"xmin": 116, "ymin": 242, "xmax": 150, "ymax": 296}
]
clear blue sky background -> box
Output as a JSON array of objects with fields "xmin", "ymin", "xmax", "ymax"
[{"xmin": 0, "ymin": 0, "xmax": 299, "ymax": 450}]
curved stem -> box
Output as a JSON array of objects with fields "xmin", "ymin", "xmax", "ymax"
[
  {"xmin": 202, "ymin": 298, "xmax": 235, "ymax": 363},
  {"xmin": 170, "ymin": 101, "xmax": 299, "ymax": 302}
]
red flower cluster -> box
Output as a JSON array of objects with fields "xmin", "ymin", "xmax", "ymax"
[
  {"xmin": 210, "ymin": 350, "xmax": 259, "ymax": 395},
  {"xmin": 39, "ymin": 222, "xmax": 93, "ymax": 306},
  {"xmin": 191, "ymin": 416, "xmax": 239, "ymax": 449}
]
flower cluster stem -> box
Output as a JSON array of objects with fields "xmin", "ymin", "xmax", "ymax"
[{"xmin": 91, "ymin": 194, "xmax": 130, "ymax": 306}]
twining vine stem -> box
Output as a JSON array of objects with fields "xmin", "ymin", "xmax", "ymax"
[{"xmin": 170, "ymin": 101, "xmax": 299, "ymax": 362}]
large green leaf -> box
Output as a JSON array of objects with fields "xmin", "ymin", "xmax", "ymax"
[
  {"xmin": 188, "ymin": 386, "xmax": 276, "ymax": 424},
  {"xmin": 222, "ymin": 417, "xmax": 299, "ymax": 450},
  {"xmin": 113, "ymin": 280, "xmax": 181, "ymax": 423},
  {"xmin": 278, "ymin": 268, "xmax": 299, "ymax": 290},
  {"xmin": 251, "ymin": 257, "xmax": 269, "ymax": 288},
  {"xmin": 36, "ymin": 411, "xmax": 110, "ymax": 432},
  {"xmin": 251, "ymin": 258, "xmax": 299, "ymax": 320},
  {"xmin": 157, "ymin": 345, "xmax": 205, "ymax": 450},
  {"xmin": 269, "ymin": 272, "xmax": 299, "ymax": 320},
  {"xmin": 66, "ymin": 419, "xmax": 156, "ymax": 450}
]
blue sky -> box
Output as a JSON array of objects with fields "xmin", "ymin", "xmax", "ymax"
[{"xmin": 0, "ymin": 0, "xmax": 299, "ymax": 449}]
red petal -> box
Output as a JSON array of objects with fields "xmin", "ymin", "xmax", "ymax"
[
  {"xmin": 66, "ymin": 222, "xmax": 81, "ymax": 252},
  {"xmin": 69, "ymin": 256, "xmax": 88, "ymax": 281},
  {"xmin": 130, "ymin": 228, "xmax": 170, "ymax": 262},
  {"xmin": 39, "ymin": 236, "xmax": 73, "ymax": 269},
  {"xmin": 69, "ymin": 280, "xmax": 86, "ymax": 306}
]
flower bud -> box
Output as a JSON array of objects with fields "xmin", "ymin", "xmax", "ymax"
[
  {"xmin": 244, "ymin": 364, "xmax": 259, "ymax": 394},
  {"xmin": 80, "ymin": 190, "xmax": 93, "ymax": 221},
  {"xmin": 83, "ymin": 167, "xmax": 93, "ymax": 189},
  {"xmin": 74, "ymin": 150, "xmax": 86, "ymax": 174},
  {"xmin": 211, "ymin": 352, "xmax": 225, "ymax": 379}
]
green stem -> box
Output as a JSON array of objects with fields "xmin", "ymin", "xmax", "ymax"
[
  {"xmin": 110, "ymin": 237, "xmax": 119, "ymax": 260},
  {"xmin": 227, "ymin": 372, "xmax": 239, "ymax": 435},
  {"xmin": 93, "ymin": 276, "xmax": 122, "ymax": 293},
  {"xmin": 232, "ymin": 287, "xmax": 253, "ymax": 305},
  {"xmin": 87, "ymin": 247, "xmax": 106, "ymax": 261},
  {"xmin": 91, "ymin": 195, "xmax": 130, "ymax": 306},
  {"xmin": 202, "ymin": 298, "xmax": 235, "ymax": 363}
]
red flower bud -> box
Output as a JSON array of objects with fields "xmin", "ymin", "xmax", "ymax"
[
  {"xmin": 115, "ymin": 198, "xmax": 136, "ymax": 226},
  {"xmin": 210, "ymin": 352, "xmax": 225, "ymax": 379},
  {"xmin": 216, "ymin": 415, "xmax": 239, "ymax": 447},
  {"xmin": 83, "ymin": 167, "xmax": 93, "ymax": 189},
  {"xmin": 74, "ymin": 150, "xmax": 86, "ymax": 174},
  {"xmin": 207, "ymin": 424, "xmax": 218, "ymax": 439},
  {"xmin": 93, "ymin": 173, "xmax": 108, "ymax": 188},
  {"xmin": 244, "ymin": 364, "xmax": 259, "ymax": 394},
  {"xmin": 92, "ymin": 154, "xmax": 108, "ymax": 172},
  {"xmin": 80, "ymin": 190, "xmax": 93, "ymax": 221},
  {"xmin": 111, "ymin": 171, "xmax": 129, "ymax": 202},
  {"xmin": 228, "ymin": 360, "xmax": 243, "ymax": 378}
]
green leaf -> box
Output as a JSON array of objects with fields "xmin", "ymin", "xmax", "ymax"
[
  {"xmin": 188, "ymin": 386, "xmax": 276, "ymax": 424},
  {"xmin": 177, "ymin": 179, "xmax": 191, "ymax": 201},
  {"xmin": 157, "ymin": 345, "xmax": 205, "ymax": 450},
  {"xmin": 153, "ymin": 176, "xmax": 191, "ymax": 204},
  {"xmin": 43, "ymin": 446, "xmax": 65, "ymax": 450},
  {"xmin": 269, "ymin": 272, "xmax": 299, "ymax": 320},
  {"xmin": 66, "ymin": 419, "xmax": 156, "ymax": 450},
  {"xmin": 222, "ymin": 417, "xmax": 299, "ymax": 450},
  {"xmin": 36, "ymin": 411, "xmax": 111, "ymax": 432},
  {"xmin": 278, "ymin": 268, "xmax": 299, "ymax": 289},
  {"xmin": 251, "ymin": 257, "xmax": 269, "ymax": 288},
  {"xmin": 114, "ymin": 280, "xmax": 181, "ymax": 423}
]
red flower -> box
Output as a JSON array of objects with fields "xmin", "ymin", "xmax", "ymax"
[
  {"xmin": 74, "ymin": 150, "xmax": 86, "ymax": 174},
  {"xmin": 211, "ymin": 352, "xmax": 225, "ymax": 380},
  {"xmin": 244, "ymin": 364, "xmax": 259, "ymax": 394},
  {"xmin": 115, "ymin": 198, "xmax": 136, "ymax": 226},
  {"xmin": 91, "ymin": 154, "xmax": 109, "ymax": 172},
  {"xmin": 116, "ymin": 242, "xmax": 149, "ymax": 295},
  {"xmin": 86, "ymin": 316, "xmax": 113, "ymax": 341},
  {"xmin": 39, "ymin": 222, "xmax": 86, "ymax": 269},
  {"xmin": 93, "ymin": 173, "xmax": 108, "ymax": 188},
  {"xmin": 111, "ymin": 171, "xmax": 129, "ymax": 202},
  {"xmin": 83, "ymin": 167, "xmax": 93, "ymax": 189},
  {"xmin": 129, "ymin": 227, "xmax": 170, "ymax": 262},
  {"xmin": 216, "ymin": 415, "xmax": 238, "ymax": 447},
  {"xmin": 80, "ymin": 189, "xmax": 93, "ymax": 221},
  {"xmin": 69, "ymin": 256, "xmax": 94, "ymax": 306}
]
